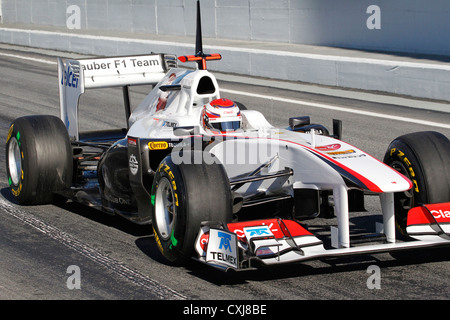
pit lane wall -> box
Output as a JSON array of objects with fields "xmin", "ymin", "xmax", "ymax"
[{"xmin": 1, "ymin": 0, "xmax": 450, "ymax": 103}]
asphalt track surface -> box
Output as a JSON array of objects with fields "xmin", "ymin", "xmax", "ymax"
[{"xmin": 0, "ymin": 45, "xmax": 449, "ymax": 306}]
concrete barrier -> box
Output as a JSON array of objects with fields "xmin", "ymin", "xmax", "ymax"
[
  {"xmin": 1, "ymin": 25, "xmax": 450, "ymax": 104},
  {"xmin": 0, "ymin": 0, "xmax": 450, "ymax": 104},
  {"xmin": 3, "ymin": 0, "xmax": 450, "ymax": 56}
]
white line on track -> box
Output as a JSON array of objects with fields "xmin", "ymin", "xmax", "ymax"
[
  {"xmin": 1, "ymin": 50, "xmax": 448, "ymax": 129},
  {"xmin": 0, "ymin": 52, "xmax": 56, "ymax": 65},
  {"xmin": 0, "ymin": 198, "xmax": 186, "ymax": 300},
  {"xmin": 221, "ymin": 88, "xmax": 450, "ymax": 129}
]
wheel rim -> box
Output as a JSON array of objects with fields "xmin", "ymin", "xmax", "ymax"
[
  {"xmin": 8, "ymin": 137, "xmax": 22, "ymax": 186},
  {"xmin": 154, "ymin": 177, "xmax": 176, "ymax": 240}
]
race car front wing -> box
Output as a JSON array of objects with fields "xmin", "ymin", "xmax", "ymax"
[{"xmin": 193, "ymin": 203, "xmax": 450, "ymax": 271}]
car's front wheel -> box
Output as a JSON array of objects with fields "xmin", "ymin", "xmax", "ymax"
[
  {"xmin": 383, "ymin": 131, "xmax": 450, "ymax": 235},
  {"xmin": 151, "ymin": 150, "xmax": 232, "ymax": 265}
]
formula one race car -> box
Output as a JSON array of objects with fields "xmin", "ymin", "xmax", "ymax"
[{"xmin": 6, "ymin": 1, "xmax": 450, "ymax": 271}]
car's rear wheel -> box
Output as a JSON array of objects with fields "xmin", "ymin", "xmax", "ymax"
[
  {"xmin": 5, "ymin": 115, "xmax": 73, "ymax": 205},
  {"xmin": 151, "ymin": 150, "xmax": 232, "ymax": 265},
  {"xmin": 383, "ymin": 131, "xmax": 450, "ymax": 235}
]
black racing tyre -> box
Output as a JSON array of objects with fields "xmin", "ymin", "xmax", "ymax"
[
  {"xmin": 383, "ymin": 131, "xmax": 450, "ymax": 235},
  {"xmin": 5, "ymin": 115, "xmax": 73, "ymax": 205},
  {"xmin": 151, "ymin": 150, "xmax": 232, "ymax": 265}
]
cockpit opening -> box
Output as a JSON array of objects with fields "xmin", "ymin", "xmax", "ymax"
[{"xmin": 197, "ymin": 76, "xmax": 216, "ymax": 95}]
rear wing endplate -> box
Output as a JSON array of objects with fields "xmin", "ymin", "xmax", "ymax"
[{"xmin": 57, "ymin": 54, "xmax": 177, "ymax": 140}]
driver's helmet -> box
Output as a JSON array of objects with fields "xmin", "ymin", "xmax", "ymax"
[{"xmin": 202, "ymin": 98, "xmax": 242, "ymax": 133}]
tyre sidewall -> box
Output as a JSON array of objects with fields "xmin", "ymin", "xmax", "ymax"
[
  {"xmin": 385, "ymin": 139, "xmax": 427, "ymax": 204},
  {"xmin": 152, "ymin": 157, "xmax": 189, "ymax": 263},
  {"xmin": 5, "ymin": 116, "xmax": 73, "ymax": 205},
  {"xmin": 384, "ymin": 131, "xmax": 450, "ymax": 232},
  {"xmin": 6, "ymin": 119, "xmax": 36, "ymax": 204}
]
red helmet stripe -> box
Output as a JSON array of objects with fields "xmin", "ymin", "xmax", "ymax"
[{"xmin": 211, "ymin": 98, "xmax": 235, "ymax": 108}]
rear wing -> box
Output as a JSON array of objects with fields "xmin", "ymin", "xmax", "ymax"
[{"xmin": 57, "ymin": 54, "xmax": 177, "ymax": 140}]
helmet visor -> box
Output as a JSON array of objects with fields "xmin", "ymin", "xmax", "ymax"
[{"xmin": 210, "ymin": 120, "xmax": 241, "ymax": 132}]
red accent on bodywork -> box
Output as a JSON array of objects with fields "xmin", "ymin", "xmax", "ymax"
[
  {"xmin": 178, "ymin": 53, "xmax": 222, "ymax": 70},
  {"xmin": 407, "ymin": 202, "xmax": 450, "ymax": 226}
]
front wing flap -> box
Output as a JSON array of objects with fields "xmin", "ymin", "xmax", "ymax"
[
  {"xmin": 194, "ymin": 204, "xmax": 450, "ymax": 271},
  {"xmin": 406, "ymin": 202, "xmax": 450, "ymax": 241},
  {"xmin": 194, "ymin": 218, "xmax": 325, "ymax": 271}
]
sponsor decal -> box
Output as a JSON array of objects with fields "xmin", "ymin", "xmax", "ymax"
[
  {"xmin": 407, "ymin": 203, "xmax": 450, "ymax": 226},
  {"xmin": 218, "ymin": 232, "xmax": 232, "ymax": 251},
  {"xmin": 194, "ymin": 227, "xmax": 210, "ymax": 257},
  {"xmin": 81, "ymin": 57, "xmax": 160, "ymax": 72},
  {"xmin": 431, "ymin": 209, "xmax": 450, "ymax": 220},
  {"xmin": 244, "ymin": 225, "xmax": 273, "ymax": 239},
  {"xmin": 169, "ymin": 141, "xmax": 190, "ymax": 149},
  {"xmin": 6, "ymin": 124, "xmax": 13, "ymax": 143},
  {"xmin": 104, "ymin": 193, "xmax": 131, "ymax": 206},
  {"xmin": 148, "ymin": 141, "xmax": 169, "ymax": 150},
  {"xmin": 326, "ymin": 149, "xmax": 356, "ymax": 156},
  {"xmin": 199, "ymin": 232, "xmax": 209, "ymax": 253},
  {"xmin": 230, "ymin": 221, "xmax": 279, "ymax": 240},
  {"xmin": 390, "ymin": 147, "xmax": 419, "ymax": 192},
  {"xmin": 206, "ymin": 229, "xmax": 238, "ymax": 269},
  {"xmin": 61, "ymin": 65, "xmax": 79, "ymax": 88},
  {"xmin": 157, "ymin": 162, "xmax": 179, "ymax": 207},
  {"xmin": 127, "ymin": 137, "xmax": 137, "ymax": 146},
  {"xmin": 163, "ymin": 121, "xmax": 177, "ymax": 128},
  {"xmin": 153, "ymin": 227, "xmax": 164, "ymax": 254},
  {"xmin": 129, "ymin": 154, "xmax": 138, "ymax": 175},
  {"xmin": 330, "ymin": 153, "xmax": 366, "ymax": 160},
  {"xmin": 316, "ymin": 144, "xmax": 341, "ymax": 151},
  {"xmin": 11, "ymin": 182, "xmax": 22, "ymax": 197},
  {"xmin": 228, "ymin": 218, "xmax": 312, "ymax": 242}
]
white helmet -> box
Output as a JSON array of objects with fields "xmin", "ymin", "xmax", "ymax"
[{"xmin": 202, "ymin": 98, "xmax": 242, "ymax": 133}]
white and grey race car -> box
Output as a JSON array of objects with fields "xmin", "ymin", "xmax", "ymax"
[{"xmin": 6, "ymin": 1, "xmax": 450, "ymax": 271}]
